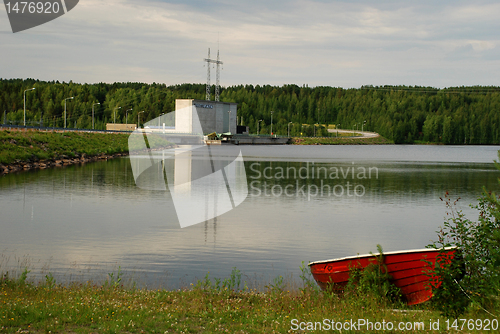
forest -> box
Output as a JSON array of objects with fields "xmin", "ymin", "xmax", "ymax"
[{"xmin": 1, "ymin": 78, "xmax": 499, "ymax": 144}]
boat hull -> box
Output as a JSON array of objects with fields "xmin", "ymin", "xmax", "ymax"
[{"xmin": 309, "ymin": 248, "xmax": 457, "ymax": 305}]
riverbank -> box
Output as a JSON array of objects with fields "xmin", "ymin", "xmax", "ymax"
[
  {"xmin": 0, "ymin": 271, "xmax": 494, "ymax": 333},
  {"xmin": 0, "ymin": 129, "xmax": 131, "ymax": 175},
  {"xmin": 292, "ymin": 135, "xmax": 393, "ymax": 145}
]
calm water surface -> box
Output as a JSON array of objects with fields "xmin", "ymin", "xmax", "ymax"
[{"xmin": 0, "ymin": 145, "xmax": 499, "ymax": 288}]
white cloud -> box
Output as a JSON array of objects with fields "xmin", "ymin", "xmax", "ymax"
[{"xmin": 1, "ymin": 0, "xmax": 500, "ymax": 87}]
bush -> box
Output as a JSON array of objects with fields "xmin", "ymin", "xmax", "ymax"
[
  {"xmin": 345, "ymin": 245, "xmax": 403, "ymax": 305},
  {"xmin": 428, "ymin": 151, "xmax": 500, "ymax": 316}
]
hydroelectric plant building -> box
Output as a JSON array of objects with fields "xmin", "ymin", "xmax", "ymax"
[{"xmin": 173, "ymin": 99, "xmax": 237, "ymax": 135}]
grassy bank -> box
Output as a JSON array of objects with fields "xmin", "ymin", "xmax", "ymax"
[
  {"xmin": 1, "ymin": 269, "xmax": 496, "ymax": 333},
  {"xmin": 292, "ymin": 135, "xmax": 393, "ymax": 145},
  {"xmin": 0, "ymin": 129, "xmax": 130, "ymax": 165}
]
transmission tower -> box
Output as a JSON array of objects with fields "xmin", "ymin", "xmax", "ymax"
[
  {"xmin": 203, "ymin": 47, "xmax": 223, "ymax": 101},
  {"xmin": 204, "ymin": 48, "xmax": 211, "ymax": 101}
]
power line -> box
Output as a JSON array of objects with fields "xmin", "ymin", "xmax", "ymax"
[{"xmin": 360, "ymin": 86, "xmax": 500, "ymax": 95}]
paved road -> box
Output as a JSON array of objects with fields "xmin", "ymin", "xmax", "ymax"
[{"xmin": 327, "ymin": 129, "xmax": 380, "ymax": 138}]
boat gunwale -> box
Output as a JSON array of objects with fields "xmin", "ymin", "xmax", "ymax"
[{"xmin": 308, "ymin": 246, "xmax": 457, "ymax": 267}]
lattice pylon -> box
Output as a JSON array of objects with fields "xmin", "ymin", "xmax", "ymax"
[
  {"xmin": 203, "ymin": 47, "xmax": 223, "ymax": 102},
  {"xmin": 204, "ymin": 48, "xmax": 211, "ymax": 101},
  {"xmin": 215, "ymin": 49, "xmax": 221, "ymax": 101}
]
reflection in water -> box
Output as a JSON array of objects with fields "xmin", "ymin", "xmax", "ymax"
[
  {"xmin": 0, "ymin": 146, "xmax": 499, "ymax": 289},
  {"xmin": 128, "ymin": 117, "xmax": 248, "ymax": 228}
]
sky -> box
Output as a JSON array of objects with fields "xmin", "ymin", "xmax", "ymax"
[{"xmin": 1, "ymin": 0, "xmax": 500, "ymax": 88}]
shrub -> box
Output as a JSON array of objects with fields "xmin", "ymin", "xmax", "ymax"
[
  {"xmin": 428, "ymin": 151, "xmax": 500, "ymax": 316},
  {"xmin": 349, "ymin": 245, "xmax": 403, "ymax": 304}
]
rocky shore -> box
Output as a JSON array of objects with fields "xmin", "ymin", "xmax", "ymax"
[{"xmin": 0, "ymin": 152, "xmax": 129, "ymax": 175}]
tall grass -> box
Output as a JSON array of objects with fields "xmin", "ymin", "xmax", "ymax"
[{"xmin": 1, "ymin": 264, "xmax": 497, "ymax": 333}]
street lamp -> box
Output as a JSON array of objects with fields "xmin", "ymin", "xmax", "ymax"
[
  {"xmin": 288, "ymin": 122, "xmax": 293, "ymax": 137},
  {"xmin": 23, "ymin": 88, "xmax": 35, "ymax": 126},
  {"xmin": 64, "ymin": 97, "xmax": 74, "ymax": 128},
  {"xmin": 362, "ymin": 120, "xmax": 367, "ymax": 133},
  {"xmin": 257, "ymin": 119, "xmax": 263, "ymax": 135},
  {"xmin": 92, "ymin": 102, "xmax": 100, "ymax": 130},
  {"xmin": 158, "ymin": 112, "xmax": 165, "ymax": 127},
  {"xmin": 125, "ymin": 108, "xmax": 133, "ymax": 126},
  {"xmin": 113, "ymin": 106, "xmax": 121, "ymax": 124},
  {"xmin": 270, "ymin": 111, "xmax": 274, "ymax": 135},
  {"xmin": 138, "ymin": 111, "xmax": 144, "ymax": 129}
]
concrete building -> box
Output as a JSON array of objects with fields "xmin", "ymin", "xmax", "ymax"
[{"xmin": 174, "ymin": 99, "xmax": 237, "ymax": 134}]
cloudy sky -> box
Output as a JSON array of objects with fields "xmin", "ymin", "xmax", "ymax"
[{"xmin": 2, "ymin": 0, "xmax": 500, "ymax": 88}]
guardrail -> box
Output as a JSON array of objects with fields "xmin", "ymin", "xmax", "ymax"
[{"xmin": 0, "ymin": 124, "xmax": 133, "ymax": 134}]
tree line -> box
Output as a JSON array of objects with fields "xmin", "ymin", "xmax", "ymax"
[{"xmin": 1, "ymin": 78, "xmax": 499, "ymax": 144}]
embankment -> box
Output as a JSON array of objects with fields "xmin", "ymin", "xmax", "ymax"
[
  {"xmin": 0, "ymin": 128, "xmax": 131, "ymax": 175},
  {"xmin": 292, "ymin": 135, "xmax": 393, "ymax": 145}
]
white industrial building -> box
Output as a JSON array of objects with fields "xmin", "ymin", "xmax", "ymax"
[{"xmin": 148, "ymin": 99, "xmax": 237, "ymax": 135}]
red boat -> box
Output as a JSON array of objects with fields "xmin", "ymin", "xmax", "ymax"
[{"xmin": 309, "ymin": 247, "xmax": 457, "ymax": 305}]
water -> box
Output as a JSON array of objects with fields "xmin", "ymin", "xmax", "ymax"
[{"xmin": 0, "ymin": 145, "xmax": 499, "ymax": 289}]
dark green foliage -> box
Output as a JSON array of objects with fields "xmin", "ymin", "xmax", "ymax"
[
  {"xmin": 1, "ymin": 79, "xmax": 499, "ymax": 143},
  {"xmin": 428, "ymin": 151, "xmax": 500, "ymax": 316}
]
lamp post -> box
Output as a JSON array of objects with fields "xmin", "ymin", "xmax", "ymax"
[
  {"xmin": 257, "ymin": 119, "xmax": 263, "ymax": 135},
  {"xmin": 158, "ymin": 112, "xmax": 165, "ymax": 127},
  {"xmin": 92, "ymin": 102, "xmax": 100, "ymax": 130},
  {"xmin": 23, "ymin": 88, "xmax": 35, "ymax": 126},
  {"xmin": 270, "ymin": 111, "xmax": 274, "ymax": 135},
  {"xmin": 113, "ymin": 106, "xmax": 121, "ymax": 124},
  {"xmin": 64, "ymin": 97, "xmax": 74, "ymax": 128},
  {"xmin": 125, "ymin": 108, "xmax": 133, "ymax": 126},
  {"xmin": 288, "ymin": 122, "xmax": 293, "ymax": 137},
  {"xmin": 362, "ymin": 120, "xmax": 367, "ymax": 133},
  {"xmin": 138, "ymin": 111, "xmax": 144, "ymax": 129}
]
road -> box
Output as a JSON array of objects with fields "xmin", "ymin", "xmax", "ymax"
[{"xmin": 327, "ymin": 128, "xmax": 380, "ymax": 138}]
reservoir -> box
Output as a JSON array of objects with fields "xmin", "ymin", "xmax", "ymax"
[{"xmin": 1, "ymin": 145, "xmax": 499, "ymax": 289}]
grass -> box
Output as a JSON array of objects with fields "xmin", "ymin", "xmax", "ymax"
[
  {"xmin": 1, "ymin": 267, "xmax": 497, "ymax": 333},
  {"xmin": 0, "ymin": 129, "xmax": 130, "ymax": 165},
  {"xmin": 0, "ymin": 129, "xmax": 174, "ymax": 166},
  {"xmin": 292, "ymin": 135, "xmax": 393, "ymax": 145}
]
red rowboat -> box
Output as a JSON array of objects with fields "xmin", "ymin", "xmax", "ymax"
[{"xmin": 309, "ymin": 247, "xmax": 457, "ymax": 305}]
